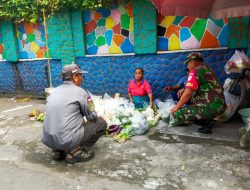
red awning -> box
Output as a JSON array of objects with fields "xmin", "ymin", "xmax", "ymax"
[{"xmin": 152, "ymin": 0, "xmax": 250, "ymax": 19}]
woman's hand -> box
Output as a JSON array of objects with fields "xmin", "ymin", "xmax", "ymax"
[
  {"xmin": 130, "ymin": 99, "xmax": 133, "ymax": 105},
  {"xmin": 150, "ymin": 101, "xmax": 153, "ymax": 108}
]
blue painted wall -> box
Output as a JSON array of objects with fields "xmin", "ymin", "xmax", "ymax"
[
  {"xmin": 0, "ymin": 49, "xmax": 236, "ymax": 97},
  {"xmin": 0, "ymin": 62, "xmax": 16, "ymax": 94}
]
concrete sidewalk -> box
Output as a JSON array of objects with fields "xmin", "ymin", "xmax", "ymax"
[{"xmin": 0, "ymin": 97, "xmax": 249, "ymax": 190}]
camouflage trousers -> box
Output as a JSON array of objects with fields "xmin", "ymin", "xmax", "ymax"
[{"xmin": 171, "ymin": 100, "xmax": 226, "ymax": 126}]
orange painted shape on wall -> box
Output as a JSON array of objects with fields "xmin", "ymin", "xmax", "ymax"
[
  {"xmin": 224, "ymin": 18, "xmax": 228, "ymax": 24},
  {"xmin": 24, "ymin": 22, "xmax": 34, "ymax": 34},
  {"xmin": 94, "ymin": 12, "xmax": 102, "ymax": 22},
  {"xmin": 85, "ymin": 20, "xmax": 97, "ymax": 34},
  {"xmin": 0, "ymin": 44, "xmax": 3, "ymax": 53},
  {"xmin": 113, "ymin": 23, "xmax": 121, "ymax": 34},
  {"xmin": 165, "ymin": 25, "xmax": 180, "ymax": 38},
  {"xmin": 36, "ymin": 49, "xmax": 44, "ymax": 58},
  {"xmin": 125, "ymin": 3, "xmax": 133, "ymax": 17},
  {"xmin": 113, "ymin": 34, "xmax": 125, "ymax": 46},
  {"xmin": 174, "ymin": 26, "xmax": 181, "ymax": 37},
  {"xmin": 179, "ymin": 17, "xmax": 196, "ymax": 28},
  {"xmin": 200, "ymin": 30, "xmax": 219, "ymax": 48}
]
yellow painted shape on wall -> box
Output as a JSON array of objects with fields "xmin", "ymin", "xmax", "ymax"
[
  {"xmin": 30, "ymin": 42, "xmax": 40, "ymax": 53},
  {"xmin": 109, "ymin": 41, "xmax": 122, "ymax": 54},
  {"xmin": 161, "ymin": 16, "xmax": 175, "ymax": 27},
  {"xmin": 169, "ymin": 34, "xmax": 181, "ymax": 50},
  {"xmin": 106, "ymin": 17, "xmax": 115, "ymax": 29},
  {"xmin": 16, "ymin": 31, "xmax": 19, "ymax": 38},
  {"xmin": 129, "ymin": 18, "xmax": 134, "ymax": 32}
]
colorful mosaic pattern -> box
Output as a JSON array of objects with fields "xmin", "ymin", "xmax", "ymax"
[
  {"xmin": 83, "ymin": 3, "xmax": 134, "ymax": 55},
  {"xmin": 0, "ymin": 33, "xmax": 6, "ymax": 60},
  {"xmin": 158, "ymin": 16, "xmax": 228, "ymax": 51},
  {"xmin": 16, "ymin": 22, "xmax": 48, "ymax": 59},
  {"xmin": 228, "ymin": 16, "xmax": 249, "ymax": 48}
]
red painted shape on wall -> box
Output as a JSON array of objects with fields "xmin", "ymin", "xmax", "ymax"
[
  {"xmin": 179, "ymin": 17, "xmax": 196, "ymax": 27},
  {"xmin": 85, "ymin": 20, "xmax": 97, "ymax": 34},
  {"xmin": 200, "ymin": 30, "xmax": 219, "ymax": 48},
  {"xmin": 0, "ymin": 45, "xmax": 3, "ymax": 53},
  {"xmin": 113, "ymin": 23, "xmax": 121, "ymax": 34}
]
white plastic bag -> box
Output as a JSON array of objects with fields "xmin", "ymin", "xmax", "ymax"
[
  {"xmin": 131, "ymin": 111, "xmax": 149, "ymax": 135},
  {"xmin": 225, "ymin": 50, "xmax": 250, "ymax": 74},
  {"xmin": 246, "ymin": 117, "xmax": 250, "ymax": 131},
  {"xmin": 156, "ymin": 97, "xmax": 176, "ymax": 119},
  {"xmin": 215, "ymin": 90, "xmax": 239, "ymax": 122}
]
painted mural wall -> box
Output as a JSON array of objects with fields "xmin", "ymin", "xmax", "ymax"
[
  {"xmin": 0, "ymin": 33, "xmax": 6, "ymax": 60},
  {"xmin": 16, "ymin": 22, "xmax": 48, "ymax": 59},
  {"xmin": 83, "ymin": 2, "xmax": 134, "ymax": 55},
  {"xmin": 157, "ymin": 16, "xmax": 228, "ymax": 51}
]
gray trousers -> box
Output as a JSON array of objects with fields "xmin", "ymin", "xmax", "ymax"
[{"xmin": 80, "ymin": 117, "xmax": 107, "ymax": 150}]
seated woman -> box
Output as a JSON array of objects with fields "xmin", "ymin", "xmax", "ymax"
[{"xmin": 128, "ymin": 68, "xmax": 153, "ymax": 110}]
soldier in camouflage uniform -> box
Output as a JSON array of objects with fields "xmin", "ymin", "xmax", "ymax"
[{"xmin": 170, "ymin": 52, "xmax": 226, "ymax": 133}]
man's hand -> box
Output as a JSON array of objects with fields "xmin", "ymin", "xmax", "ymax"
[
  {"xmin": 170, "ymin": 105, "xmax": 179, "ymax": 115},
  {"xmin": 164, "ymin": 86, "xmax": 173, "ymax": 91},
  {"xmin": 177, "ymin": 88, "xmax": 185, "ymax": 98}
]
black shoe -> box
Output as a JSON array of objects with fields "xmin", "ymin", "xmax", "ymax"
[
  {"xmin": 65, "ymin": 147, "xmax": 95, "ymax": 164},
  {"xmin": 197, "ymin": 121, "xmax": 215, "ymax": 134},
  {"xmin": 51, "ymin": 150, "xmax": 66, "ymax": 161}
]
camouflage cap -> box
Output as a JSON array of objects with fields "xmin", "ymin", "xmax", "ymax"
[{"xmin": 185, "ymin": 52, "xmax": 203, "ymax": 64}]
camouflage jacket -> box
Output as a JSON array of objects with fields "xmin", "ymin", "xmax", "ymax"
[{"xmin": 192, "ymin": 64, "xmax": 225, "ymax": 107}]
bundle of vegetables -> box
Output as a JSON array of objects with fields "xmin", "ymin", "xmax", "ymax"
[
  {"xmin": 115, "ymin": 124, "xmax": 133, "ymax": 143},
  {"xmin": 28, "ymin": 109, "xmax": 45, "ymax": 122}
]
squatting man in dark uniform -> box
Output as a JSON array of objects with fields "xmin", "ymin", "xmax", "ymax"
[{"xmin": 42, "ymin": 63, "xmax": 107, "ymax": 164}]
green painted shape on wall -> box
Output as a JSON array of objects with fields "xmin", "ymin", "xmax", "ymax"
[
  {"xmin": 27, "ymin": 34, "xmax": 35, "ymax": 42},
  {"xmin": 190, "ymin": 19, "xmax": 207, "ymax": 41},
  {"xmin": 134, "ymin": 0, "xmax": 157, "ymax": 54},
  {"xmin": 98, "ymin": 18, "xmax": 105, "ymax": 26},
  {"xmin": 2, "ymin": 51, "xmax": 6, "ymax": 59},
  {"xmin": 47, "ymin": 15, "xmax": 61, "ymax": 59},
  {"xmin": 247, "ymin": 20, "xmax": 250, "ymax": 58},
  {"xmin": 87, "ymin": 31, "xmax": 96, "ymax": 46},
  {"xmin": 228, "ymin": 16, "xmax": 249, "ymax": 49},
  {"xmin": 118, "ymin": 6, "xmax": 127, "ymax": 15},
  {"xmin": 47, "ymin": 12, "xmax": 75, "ymax": 66},
  {"xmin": 71, "ymin": 10, "xmax": 85, "ymax": 57},
  {"xmin": 95, "ymin": 36, "xmax": 106, "ymax": 46},
  {"xmin": 173, "ymin": 16, "xmax": 184, "ymax": 25},
  {"xmin": 121, "ymin": 14, "xmax": 130, "ymax": 29},
  {"xmin": 0, "ymin": 21, "xmax": 19, "ymax": 61}
]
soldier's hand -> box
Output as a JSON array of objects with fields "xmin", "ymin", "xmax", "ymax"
[{"xmin": 170, "ymin": 106, "xmax": 179, "ymax": 115}]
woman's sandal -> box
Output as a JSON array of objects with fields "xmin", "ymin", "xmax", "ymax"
[{"xmin": 65, "ymin": 146, "xmax": 95, "ymax": 164}]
